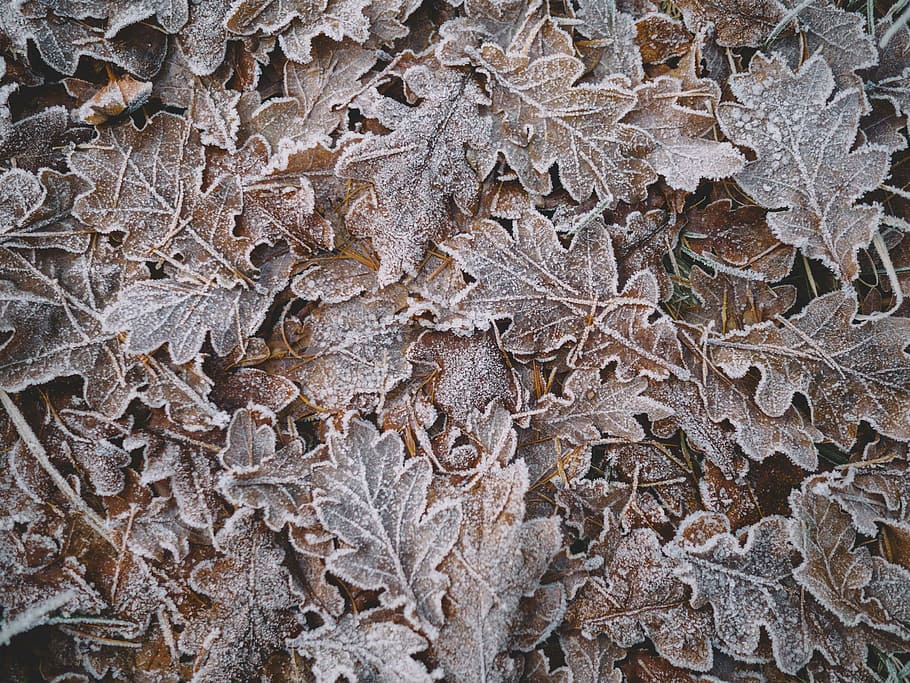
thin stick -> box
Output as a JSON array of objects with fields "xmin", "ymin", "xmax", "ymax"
[{"xmin": 0, "ymin": 390, "xmax": 115, "ymax": 547}]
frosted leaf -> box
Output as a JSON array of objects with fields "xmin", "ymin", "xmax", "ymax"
[
  {"xmin": 104, "ymin": 471, "xmax": 192, "ymax": 563},
  {"xmin": 291, "ymin": 248, "xmax": 380, "ymax": 303},
  {"xmin": 141, "ymin": 355, "xmax": 229, "ymax": 432},
  {"xmin": 675, "ymin": 0, "xmax": 786, "ymax": 47},
  {"xmin": 716, "ymin": 54, "xmax": 890, "ymax": 281},
  {"xmin": 205, "ymin": 135, "xmax": 335, "ymax": 255},
  {"xmin": 37, "ymin": 0, "xmax": 188, "ymax": 35},
  {"xmin": 775, "ymin": 0, "xmax": 878, "ymax": 98},
  {"xmin": 337, "ymin": 60, "xmax": 493, "ymax": 283},
  {"xmin": 281, "ymin": 40, "xmax": 375, "ymax": 143},
  {"xmin": 533, "ymin": 369, "xmax": 672, "ymax": 444},
  {"xmin": 274, "ymin": 285, "xmax": 414, "ymax": 411},
  {"xmin": 313, "ymin": 417, "xmax": 461, "ymax": 633},
  {"xmin": 443, "ymin": 204, "xmax": 685, "ymax": 380},
  {"xmin": 524, "ymin": 649, "xmax": 570, "ymax": 683},
  {"xmin": 71, "ymin": 113, "xmax": 262, "ymax": 285},
  {"xmin": 626, "ymin": 75, "xmax": 743, "ymax": 192},
  {"xmin": 14, "ymin": 2, "xmax": 168, "ymax": 77},
  {"xmin": 0, "ymin": 245, "xmax": 146, "ymax": 418},
  {"xmin": 558, "ymin": 631, "xmax": 623, "ymax": 683},
  {"xmin": 289, "ymin": 609, "xmax": 433, "ymax": 683},
  {"xmin": 175, "ymin": 0, "xmax": 232, "ymax": 76},
  {"xmin": 217, "ymin": 407, "xmax": 323, "ymax": 531},
  {"xmin": 134, "ymin": 418, "xmax": 222, "ymax": 536},
  {"xmin": 208, "ymin": 366, "xmax": 299, "ymax": 415},
  {"xmin": 667, "ymin": 514, "xmax": 812, "ymax": 674},
  {"xmin": 0, "ymin": 170, "xmax": 91, "ymax": 253},
  {"xmin": 0, "ymin": 105, "xmax": 92, "ymax": 174},
  {"xmin": 869, "ymin": 19, "xmax": 910, "ymax": 117},
  {"xmin": 569, "ymin": 527, "xmax": 713, "ymax": 670},
  {"xmin": 683, "ymin": 199, "xmax": 797, "ymax": 282},
  {"xmin": 226, "ymin": 0, "xmax": 370, "ymax": 63},
  {"xmin": 435, "ymin": 461, "xmax": 561, "ymax": 682},
  {"xmin": 469, "ymin": 40, "xmax": 654, "ymax": 203},
  {"xmin": 406, "ymin": 330, "xmax": 515, "ymax": 426},
  {"xmin": 435, "ymin": 0, "xmax": 539, "ymax": 66},
  {"xmin": 710, "ymin": 290, "xmax": 910, "ymax": 451},
  {"xmin": 575, "ymin": 0, "xmax": 643, "ymax": 82},
  {"xmin": 789, "ymin": 477, "xmax": 910, "ymax": 638},
  {"xmin": 154, "ymin": 52, "xmax": 240, "ymax": 151},
  {"xmin": 827, "ymin": 442, "xmax": 910, "ymax": 535},
  {"xmin": 103, "ymin": 252, "xmax": 292, "ymax": 366},
  {"xmin": 179, "ymin": 508, "xmax": 300, "ymax": 683}
]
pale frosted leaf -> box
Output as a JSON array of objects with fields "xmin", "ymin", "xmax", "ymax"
[
  {"xmin": 667, "ymin": 514, "xmax": 813, "ymax": 674},
  {"xmin": 273, "ymin": 285, "xmax": 414, "ymax": 411},
  {"xmin": 711, "ymin": 290, "xmax": 910, "ymax": 450},
  {"xmin": 443, "ymin": 204, "xmax": 685, "ymax": 379},
  {"xmin": 337, "ymin": 60, "xmax": 492, "ymax": 283},
  {"xmin": 627, "ymin": 75, "xmax": 743, "ymax": 192},
  {"xmin": 314, "ymin": 417, "xmax": 461, "ymax": 633},
  {"xmin": 217, "ymin": 407, "xmax": 323, "ymax": 531},
  {"xmin": 569, "ymin": 527, "xmax": 713, "ymax": 670},
  {"xmin": 0, "ymin": 245, "xmax": 146, "ymax": 417},
  {"xmin": 533, "ymin": 369, "xmax": 672, "ymax": 444},
  {"xmin": 103, "ymin": 253, "xmax": 292, "ymax": 365},
  {"xmin": 717, "ymin": 54, "xmax": 889, "ymax": 280},
  {"xmin": 38, "ymin": 0, "xmax": 188, "ymax": 34},
  {"xmin": 180, "ymin": 508, "xmax": 300, "ymax": 683},
  {"xmin": 435, "ymin": 461, "xmax": 561, "ymax": 682},
  {"xmin": 175, "ymin": 0, "xmax": 232, "ymax": 75},
  {"xmin": 470, "ymin": 41, "xmax": 654, "ymax": 203},
  {"xmin": 289, "ymin": 609, "xmax": 433, "ymax": 683}
]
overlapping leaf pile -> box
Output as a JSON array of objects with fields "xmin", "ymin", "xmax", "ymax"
[{"xmin": 1, "ymin": 0, "xmax": 910, "ymax": 680}]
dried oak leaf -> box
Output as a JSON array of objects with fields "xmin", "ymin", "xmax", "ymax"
[
  {"xmin": 336, "ymin": 59, "xmax": 492, "ymax": 284},
  {"xmin": 443, "ymin": 206, "xmax": 685, "ymax": 379},
  {"xmin": 406, "ymin": 330, "xmax": 515, "ymax": 427},
  {"xmin": 36, "ymin": 0, "xmax": 188, "ymax": 35},
  {"xmin": 532, "ymin": 369, "xmax": 672, "ymax": 444},
  {"xmin": 716, "ymin": 53, "xmax": 890, "ymax": 281},
  {"xmin": 179, "ymin": 508, "xmax": 300, "ymax": 683},
  {"xmin": 675, "ymin": 0, "xmax": 786, "ymax": 47},
  {"xmin": 289, "ymin": 609, "xmax": 433, "ymax": 683},
  {"xmin": 827, "ymin": 443, "xmax": 910, "ymax": 535},
  {"xmin": 131, "ymin": 416, "xmax": 223, "ymax": 538},
  {"xmin": 626, "ymin": 75, "xmax": 743, "ymax": 192},
  {"xmin": 106, "ymin": 245, "xmax": 291, "ymax": 365},
  {"xmin": 869, "ymin": 19, "xmax": 910, "ymax": 117},
  {"xmin": 667, "ymin": 513, "xmax": 812, "ymax": 674},
  {"xmin": 0, "ymin": 244, "xmax": 146, "ymax": 418},
  {"xmin": 682, "ymin": 199, "xmax": 796, "ymax": 282},
  {"xmin": 790, "ymin": 477, "xmax": 910, "ymax": 639},
  {"xmin": 154, "ymin": 52, "xmax": 240, "ymax": 151},
  {"xmin": 10, "ymin": 1, "xmax": 168, "ymax": 78},
  {"xmin": 0, "ymin": 104, "xmax": 92, "ymax": 174},
  {"xmin": 774, "ymin": 0, "xmax": 878, "ymax": 99},
  {"xmin": 569, "ymin": 527, "xmax": 713, "ymax": 671},
  {"xmin": 226, "ymin": 0, "xmax": 370, "ymax": 64},
  {"xmin": 710, "ymin": 290, "xmax": 910, "ymax": 451},
  {"xmin": 205, "ymin": 135, "xmax": 335, "ymax": 255},
  {"xmin": 70, "ymin": 112, "xmax": 258, "ymax": 285},
  {"xmin": 313, "ymin": 416, "xmax": 461, "ymax": 634},
  {"xmin": 686, "ymin": 266, "xmax": 797, "ymax": 332},
  {"xmin": 274, "ymin": 285, "xmax": 414, "ymax": 412},
  {"xmin": 435, "ymin": 461, "xmax": 561, "ymax": 682},
  {"xmin": 65, "ymin": 73, "xmax": 152, "ymax": 126},
  {"xmin": 218, "ymin": 407, "xmax": 322, "ymax": 532},
  {"xmin": 468, "ymin": 39, "xmax": 655, "ymax": 203},
  {"xmin": 0, "ymin": 168, "xmax": 91, "ymax": 253},
  {"xmin": 575, "ymin": 0, "xmax": 643, "ymax": 83}
]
